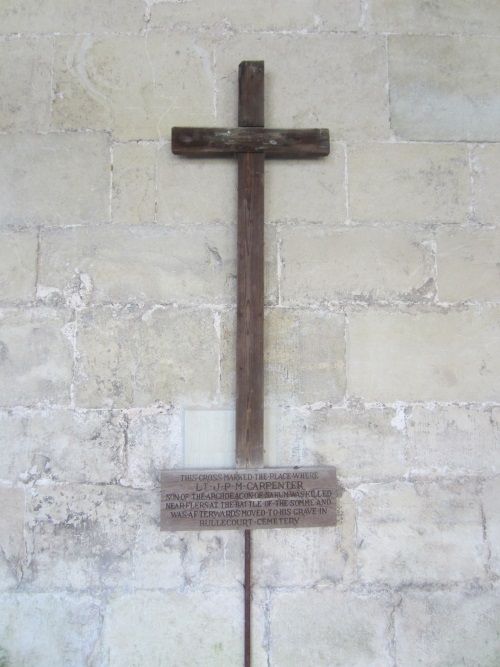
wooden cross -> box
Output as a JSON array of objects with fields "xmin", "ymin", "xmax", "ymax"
[
  {"xmin": 172, "ymin": 61, "xmax": 329, "ymax": 468},
  {"xmin": 165, "ymin": 61, "xmax": 333, "ymax": 667}
]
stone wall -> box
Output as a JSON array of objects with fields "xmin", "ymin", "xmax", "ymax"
[{"xmin": 1, "ymin": 1, "xmax": 499, "ymax": 665}]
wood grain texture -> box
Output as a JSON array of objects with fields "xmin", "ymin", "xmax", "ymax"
[
  {"xmin": 236, "ymin": 61, "xmax": 265, "ymax": 470},
  {"xmin": 238, "ymin": 61, "xmax": 264, "ymax": 128},
  {"xmin": 171, "ymin": 127, "xmax": 330, "ymax": 157},
  {"xmin": 236, "ymin": 152, "xmax": 265, "ymax": 468}
]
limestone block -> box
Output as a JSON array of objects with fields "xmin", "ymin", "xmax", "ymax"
[
  {"xmin": 395, "ymin": 588, "xmax": 500, "ymax": 667},
  {"xmin": 347, "ymin": 307, "xmax": 500, "ymax": 402},
  {"xmin": 314, "ymin": 0, "xmax": 361, "ymax": 31},
  {"xmin": 0, "ymin": 308, "xmax": 73, "ymax": 407},
  {"xmin": 0, "ymin": 0, "xmax": 144, "ymax": 33},
  {"xmin": 281, "ymin": 224, "xmax": 433, "ymax": 305},
  {"xmin": 125, "ymin": 406, "xmax": 182, "ymax": 488},
  {"xmin": 131, "ymin": 497, "xmax": 243, "ymax": 590},
  {"xmin": 348, "ymin": 143, "xmax": 470, "ymax": 224},
  {"xmin": 482, "ymin": 478, "xmax": 500, "ymax": 576},
  {"xmin": 151, "ymin": 0, "xmax": 315, "ymax": 30},
  {"xmin": 0, "ymin": 409, "xmax": 126, "ymax": 484},
  {"xmin": 472, "ymin": 144, "xmax": 500, "ymax": 224},
  {"xmin": 221, "ymin": 308, "xmax": 346, "ymax": 406},
  {"xmin": 368, "ymin": 0, "xmax": 500, "ymax": 34},
  {"xmin": 277, "ymin": 406, "xmax": 406, "ymax": 482},
  {"xmin": 27, "ymin": 483, "xmax": 184, "ymax": 590},
  {"xmin": 0, "ymin": 488, "xmax": 25, "ymax": 590},
  {"xmin": 267, "ymin": 144, "xmax": 346, "ymax": 223},
  {"xmin": 0, "ymin": 133, "xmax": 110, "ymax": 226},
  {"xmin": 90, "ymin": 590, "xmax": 242, "ymax": 667},
  {"xmin": 52, "ymin": 34, "xmax": 214, "ymax": 141},
  {"xmin": 150, "ymin": 0, "xmax": 359, "ymax": 31},
  {"xmin": 0, "ymin": 230, "xmax": 38, "ymax": 303},
  {"xmin": 0, "ymin": 593, "xmax": 101, "ymax": 667},
  {"xmin": 407, "ymin": 405, "xmax": 500, "ymax": 478},
  {"xmin": 157, "ymin": 149, "xmax": 236, "ymax": 225},
  {"xmin": 252, "ymin": 493, "xmax": 355, "ymax": 587},
  {"xmin": 270, "ymin": 588, "xmax": 393, "ymax": 666},
  {"xmin": 356, "ymin": 481, "xmax": 483, "ymax": 585},
  {"xmin": 437, "ymin": 228, "xmax": 500, "ymax": 302},
  {"xmin": 40, "ymin": 224, "xmax": 277, "ymax": 307},
  {"xmin": 389, "ymin": 35, "xmax": 500, "ymax": 141},
  {"xmin": 216, "ymin": 35, "xmax": 389, "ymax": 141},
  {"xmin": 0, "ymin": 37, "xmax": 51, "ymax": 132},
  {"xmin": 75, "ymin": 306, "xmax": 219, "ymax": 408},
  {"xmin": 112, "ymin": 143, "xmax": 156, "ymax": 224}
]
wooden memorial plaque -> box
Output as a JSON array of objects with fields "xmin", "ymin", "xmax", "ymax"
[{"xmin": 161, "ymin": 466, "xmax": 337, "ymax": 532}]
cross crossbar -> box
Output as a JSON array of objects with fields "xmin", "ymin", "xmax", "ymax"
[{"xmin": 172, "ymin": 127, "xmax": 330, "ymax": 157}]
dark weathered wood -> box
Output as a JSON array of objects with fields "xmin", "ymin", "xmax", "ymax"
[
  {"xmin": 160, "ymin": 467, "xmax": 337, "ymax": 531},
  {"xmin": 239, "ymin": 61, "xmax": 264, "ymax": 128},
  {"xmin": 244, "ymin": 529, "xmax": 251, "ymax": 667},
  {"xmin": 239, "ymin": 61, "xmax": 264, "ymax": 667},
  {"xmin": 236, "ymin": 61, "xmax": 266, "ymax": 471},
  {"xmin": 236, "ymin": 152, "xmax": 265, "ymax": 468},
  {"xmin": 172, "ymin": 127, "xmax": 330, "ymax": 157}
]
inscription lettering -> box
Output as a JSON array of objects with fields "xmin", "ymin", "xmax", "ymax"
[{"xmin": 161, "ymin": 467, "xmax": 336, "ymax": 532}]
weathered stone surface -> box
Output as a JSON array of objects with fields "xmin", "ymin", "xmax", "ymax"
[
  {"xmin": 0, "ymin": 37, "xmax": 52, "ymax": 132},
  {"xmin": 482, "ymin": 478, "xmax": 500, "ymax": 577},
  {"xmin": 267, "ymin": 144, "xmax": 346, "ymax": 223},
  {"xmin": 52, "ymin": 34, "xmax": 214, "ymax": 141},
  {"xmin": 270, "ymin": 588, "xmax": 393, "ymax": 666},
  {"xmin": 27, "ymin": 478, "xmax": 242, "ymax": 593},
  {"xmin": 75, "ymin": 306, "xmax": 219, "ymax": 408},
  {"xmin": 348, "ymin": 143, "xmax": 470, "ymax": 223},
  {"xmin": 0, "ymin": 230, "xmax": 38, "ymax": 303},
  {"xmin": 407, "ymin": 406, "xmax": 500, "ymax": 478},
  {"xmin": 395, "ymin": 588, "xmax": 500, "ymax": 667},
  {"xmin": 157, "ymin": 149, "xmax": 236, "ymax": 225},
  {"xmin": 368, "ymin": 0, "xmax": 500, "ymax": 34},
  {"xmin": 0, "ymin": 488, "xmax": 25, "ymax": 590},
  {"xmin": 151, "ymin": 0, "xmax": 315, "ymax": 31},
  {"xmin": 347, "ymin": 307, "xmax": 500, "ymax": 402},
  {"xmin": 277, "ymin": 406, "xmax": 406, "ymax": 481},
  {"xmin": 216, "ymin": 35, "xmax": 389, "ymax": 141},
  {"xmin": 0, "ymin": 133, "xmax": 110, "ymax": 226},
  {"xmin": 0, "ymin": 0, "xmax": 144, "ymax": 33},
  {"xmin": 281, "ymin": 224, "xmax": 433, "ymax": 305},
  {"xmin": 27, "ymin": 483, "xmax": 174, "ymax": 589},
  {"xmin": 90, "ymin": 590, "xmax": 242, "ymax": 667},
  {"xmin": 389, "ymin": 35, "xmax": 500, "ymax": 141},
  {"xmin": 221, "ymin": 308, "xmax": 346, "ymax": 406},
  {"xmin": 125, "ymin": 406, "xmax": 182, "ymax": 489},
  {"xmin": 160, "ymin": 144, "xmax": 345, "ymax": 226},
  {"xmin": 253, "ymin": 492, "xmax": 355, "ymax": 586},
  {"xmin": 0, "ymin": 308, "xmax": 73, "ymax": 407},
  {"xmin": 0, "ymin": 409, "xmax": 126, "ymax": 484},
  {"xmin": 112, "ymin": 143, "xmax": 156, "ymax": 224},
  {"xmin": 0, "ymin": 593, "xmax": 102, "ymax": 667},
  {"xmin": 40, "ymin": 224, "xmax": 277, "ymax": 307},
  {"xmin": 150, "ymin": 0, "xmax": 359, "ymax": 31},
  {"xmin": 472, "ymin": 144, "xmax": 500, "ymax": 224},
  {"xmin": 314, "ymin": 0, "xmax": 361, "ymax": 31},
  {"xmin": 356, "ymin": 481, "xmax": 484, "ymax": 585},
  {"xmin": 437, "ymin": 227, "xmax": 500, "ymax": 302}
]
